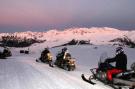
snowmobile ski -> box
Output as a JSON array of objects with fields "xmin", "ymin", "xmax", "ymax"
[
  {"xmin": 81, "ymin": 74, "xmax": 121, "ymax": 89},
  {"xmin": 49, "ymin": 62, "xmax": 54, "ymax": 67},
  {"xmin": 49, "ymin": 65, "xmax": 54, "ymax": 67},
  {"xmin": 81, "ymin": 74, "xmax": 96, "ymax": 85},
  {"xmin": 36, "ymin": 59, "xmax": 54, "ymax": 68}
]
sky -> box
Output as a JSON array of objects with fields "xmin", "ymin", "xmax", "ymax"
[{"xmin": 0, "ymin": 0, "xmax": 135, "ymax": 33}]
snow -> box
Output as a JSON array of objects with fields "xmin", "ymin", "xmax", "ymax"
[{"xmin": 0, "ymin": 43, "xmax": 135, "ymax": 89}]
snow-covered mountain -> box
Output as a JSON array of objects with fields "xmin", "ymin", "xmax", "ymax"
[{"xmin": 0, "ymin": 27, "xmax": 135, "ymax": 45}]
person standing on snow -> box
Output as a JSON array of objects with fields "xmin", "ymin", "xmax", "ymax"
[{"xmin": 105, "ymin": 47, "xmax": 127, "ymax": 81}]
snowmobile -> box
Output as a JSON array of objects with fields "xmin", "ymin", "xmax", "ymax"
[
  {"xmin": 2, "ymin": 48, "xmax": 12, "ymax": 57},
  {"xmin": 54, "ymin": 52, "xmax": 76, "ymax": 71},
  {"xmin": 36, "ymin": 52, "xmax": 54, "ymax": 67},
  {"xmin": 0, "ymin": 48, "xmax": 12, "ymax": 59},
  {"xmin": 81, "ymin": 52, "xmax": 135, "ymax": 89},
  {"xmin": 0, "ymin": 51, "xmax": 6, "ymax": 59}
]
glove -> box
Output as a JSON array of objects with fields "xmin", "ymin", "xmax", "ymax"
[{"xmin": 105, "ymin": 59, "xmax": 109, "ymax": 63}]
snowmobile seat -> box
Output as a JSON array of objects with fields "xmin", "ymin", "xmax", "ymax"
[{"xmin": 98, "ymin": 62, "xmax": 114, "ymax": 71}]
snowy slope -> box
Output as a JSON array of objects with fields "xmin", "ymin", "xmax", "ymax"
[
  {"xmin": 0, "ymin": 27, "xmax": 135, "ymax": 45},
  {"xmin": 0, "ymin": 43, "xmax": 135, "ymax": 89}
]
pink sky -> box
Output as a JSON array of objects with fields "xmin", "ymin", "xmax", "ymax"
[{"xmin": 0, "ymin": 0, "xmax": 135, "ymax": 32}]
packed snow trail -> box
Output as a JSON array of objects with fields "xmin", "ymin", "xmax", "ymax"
[
  {"xmin": 0, "ymin": 54, "xmax": 106, "ymax": 89},
  {"xmin": 0, "ymin": 45, "xmax": 134, "ymax": 89}
]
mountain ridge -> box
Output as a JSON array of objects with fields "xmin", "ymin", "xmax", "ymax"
[{"xmin": 0, "ymin": 27, "xmax": 135, "ymax": 46}]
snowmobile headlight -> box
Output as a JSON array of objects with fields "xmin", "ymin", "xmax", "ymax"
[
  {"xmin": 70, "ymin": 60, "xmax": 75, "ymax": 64},
  {"xmin": 96, "ymin": 71, "xmax": 107, "ymax": 81},
  {"xmin": 71, "ymin": 64, "xmax": 75, "ymax": 66}
]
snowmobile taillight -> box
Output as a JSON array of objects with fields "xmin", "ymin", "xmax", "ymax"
[{"xmin": 96, "ymin": 68, "xmax": 98, "ymax": 72}]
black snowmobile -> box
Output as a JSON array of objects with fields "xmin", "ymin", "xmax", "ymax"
[
  {"xmin": 36, "ymin": 52, "xmax": 54, "ymax": 67},
  {"xmin": 0, "ymin": 51, "xmax": 6, "ymax": 59},
  {"xmin": 81, "ymin": 53, "xmax": 135, "ymax": 89},
  {"xmin": 3, "ymin": 48, "xmax": 12, "ymax": 57},
  {"xmin": 0, "ymin": 48, "xmax": 12, "ymax": 59},
  {"xmin": 54, "ymin": 52, "xmax": 76, "ymax": 71}
]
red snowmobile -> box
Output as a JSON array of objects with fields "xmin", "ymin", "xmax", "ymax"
[{"xmin": 82, "ymin": 53, "xmax": 135, "ymax": 89}]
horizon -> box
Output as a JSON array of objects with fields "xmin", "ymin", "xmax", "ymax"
[
  {"xmin": 1, "ymin": 26, "xmax": 135, "ymax": 33},
  {"xmin": 0, "ymin": 0, "xmax": 135, "ymax": 33},
  {"xmin": 0, "ymin": 27, "xmax": 135, "ymax": 34}
]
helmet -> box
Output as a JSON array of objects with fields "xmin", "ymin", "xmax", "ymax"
[
  {"xmin": 44, "ymin": 47, "xmax": 49, "ymax": 50},
  {"xmin": 62, "ymin": 47, "xmax": 67, "ymax": 52},
  {"xmin": 116, "ymin": 47, "xmax": 124, "ymax": 55}
]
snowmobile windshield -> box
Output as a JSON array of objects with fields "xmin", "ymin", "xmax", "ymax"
[{"xmin": 99, "ymin": 52, "xmax": 108, "ymax": 64}]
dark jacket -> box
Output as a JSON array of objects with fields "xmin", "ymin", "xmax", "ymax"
[
  {"xmin": 42, "ymin": 49, "xmax": 49, "ymax": 54},
  {"xmin": 106, "ymin": 52, "xmax": 127, "ymax": 71}
]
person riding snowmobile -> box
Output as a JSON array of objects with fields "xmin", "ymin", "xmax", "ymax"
[
  {"xmin": 62, "ymin": 47, "xmax": 71, "ymax": 64},
  {"xmin": 62, "ymin": 47, "xmax": 69, "ymax": 59},
  {"xmin": 40, "ymin": 48, "xmax": 52, "ymax": 63},
  {"xmin": 56, "ymin": 47, "xmax": 68, "ymax": 60},
  {"xmin": 59, "ymin": 47, "xmax": 70, "ymax": 63},
  {"xmin": 82, "ymin": 48, "xmax": 135, "ymax": 89},
  {"xmin": 55, "ymin": 47, "xmax": 76, "ymax": 71},
  {"xmin": 105, "ymin": 47, "xmax": 127, "ymax": 81}
]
